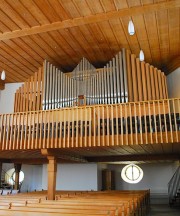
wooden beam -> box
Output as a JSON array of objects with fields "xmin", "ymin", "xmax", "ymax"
[
  {"xmin": 0, "ymin": 80, "xmax": 5, "ymax": 90},
  {"xmin": 87, "ymin": 154, "xmax": 180, "ymax": 162},
  {"xmin": 0, "ymin": 1, "xmax": 179, "ymax": 41},
  {"xmin": 41, "ymin": 149, "xmax": 87, "ymax": 163}
]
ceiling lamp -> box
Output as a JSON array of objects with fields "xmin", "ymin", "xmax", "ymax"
[
  {"xmin": 139, "ymin": 50, "xmax": 145, "ymax": 61},
  {"xmin": 128, "ymin": 20, "xmax": 135, "ymax": 35},
  {"xmin": 1, "ymin": 70, "xmax": 6, "ymax": 80}
]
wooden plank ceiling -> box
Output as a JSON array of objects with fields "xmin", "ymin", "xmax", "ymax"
[
  {"xmin": 0, "ymin": 142, "xmax": 180, "ymax": 164},
  {"xmin": 0, "ymin": 0, "xmax": 179, "ymax": 83}
]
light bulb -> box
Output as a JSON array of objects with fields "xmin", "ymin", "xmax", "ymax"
[
  {"xmin": 128, "ymin": 20, "xmax": 135, "ymax": 35},
  {"xmin": 139, "ymin": 50, "xmax": 145, "ymax": 61},
  {"xmin": 1, "ymin": 70, "xmax": 6, "ymax": 80}
]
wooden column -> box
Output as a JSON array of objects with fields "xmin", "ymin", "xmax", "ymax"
[
  {"xmin": 14, "ymin": 164, "xmax": 21, "ymax": 190},
  {"xmin": 0, "ymin": 80, "xmax": 5, "ymax": 90},
  {"xmin": 0, "ymin": 162, "xmax": 2, "ymax": 187},
  {"xmin": 47, "ymin": 156, "xmax": 57, "ymax": 200}
]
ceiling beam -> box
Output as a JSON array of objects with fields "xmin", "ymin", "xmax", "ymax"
[
  {"xmin": 87, "ymin": 154, "xmax": 180, "ymax": 162},
  {"xmin": 0, "ymin": 1, "xmax": 179, "ymax": 41},
  {"xmin": 41, "ymin": 149, "xmax": 87, "ymax": 163}
]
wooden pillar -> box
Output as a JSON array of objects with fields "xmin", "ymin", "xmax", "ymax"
[
  {"xmin": 0, "ymin": 162, "xmax": 2, "ymax": 187},
  {"xmin": 47, "ymin": 156, "xmax": 57, "ymax": 200},
  {"xmin": 14, "ymin": 164, "xmax": 21, "ymax": 190}
]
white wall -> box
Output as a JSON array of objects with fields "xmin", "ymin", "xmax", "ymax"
[
  {"xmin": 21, "ymin": 165, "xmax": 43, "ymax": 192},
  {"xmin": 98, "ymin": 162, "xmax": 179, "ymax": 204},
  {"xmin": 0, "ymin": 83, "xmax": 22, "ymax": 114},
  {"xmin": 167, "ymin": 67, "xmax": 180, "ymax": 98},
  {"xmin": 42, "ymin": 163, "xmax": 98, "ymax": 191}
]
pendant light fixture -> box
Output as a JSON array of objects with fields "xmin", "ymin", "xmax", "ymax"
[
  {"xmin": 128, "ymin": 20, "xmax": 135, "ymax": 35},
  {"xmin": 139, "ymin": 50, "xmax": 145, "ymax": 61},
  {"xmin": 1, "ymin": 70, "xmax": 6, "ymax": 80}
]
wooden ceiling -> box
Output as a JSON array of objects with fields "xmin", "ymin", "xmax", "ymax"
[
  {"xmin": 0, "ymin": 0, "xmax": 179, "ymax": 83},
  {"xmin": 0, "ymin": 142, "xmax": 180, "ymax": 164}
]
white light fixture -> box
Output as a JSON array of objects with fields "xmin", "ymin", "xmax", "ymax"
[
  {"xmin": 121, "ymin": 164, "xmax": 143, "ymax": 184},
  {"xmin": 128, "ymin": 20, "xmax": 135, "ymax": 35},
  {"xmin": 139, "ymin": 50, "xmax": 145, "ymax": 61},
  {"xmin": 1, "ymin": 70, "xmax": 6, "ymax": 80}
]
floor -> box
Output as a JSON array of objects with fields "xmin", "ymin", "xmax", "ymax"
[{"xmin": 148, "ymin": 204, "xmax": 180, "ymax": 216}]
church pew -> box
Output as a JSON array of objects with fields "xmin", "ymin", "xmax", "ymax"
[
  {"xmin": 8, "ymin": 206, "xmax": 116, "ymax": 216},
  {"xmin": 0, "ymin": 209, "xmax": 113, "ymax": 216}
]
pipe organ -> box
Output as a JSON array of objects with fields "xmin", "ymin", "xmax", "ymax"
[{"xmin": 14, "ymin": 48, "xmax": 168, "ymax": 113}]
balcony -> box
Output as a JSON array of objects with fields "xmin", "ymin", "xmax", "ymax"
[{"xmin": 0, "ymin": 98, "xmax": 179, "ymax": 152}]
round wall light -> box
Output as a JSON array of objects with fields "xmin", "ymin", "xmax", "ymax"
[{"xmin": 121, "ymin": 164, "xmax": 143, "ymax": 184}]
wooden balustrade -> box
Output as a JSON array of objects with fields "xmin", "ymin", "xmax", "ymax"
[{"xmin": 0, "ymin": 98, "xmax": 179, "ymax": 150}]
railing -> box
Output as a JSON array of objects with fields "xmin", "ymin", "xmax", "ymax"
[
  {"xmin": 0, "ymin": 98, "xmax": 179, "ymax": 150},
  {"xmin": 168, "ymin": 165, "xmax": 180, "ymax": 205}
]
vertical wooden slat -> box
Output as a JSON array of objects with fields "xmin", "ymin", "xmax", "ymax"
[
  {"xmin": 131, "ymin": 54, "xmax": 138, "ymax": 102},
  {"xmin": 23, "ymin": 82, "xmax": 27, "ymax": 112},
  {"xmin": 157, "ymin": 100, "xmax": 163, "ymax": 143},
  {"xmin": 138, "ymin": 102, "xmax": 143, "ymax": 144},
  {"xmin": 26, "ymin": 80, "xmax": 30, "ymax": 111},
  {"xmin": 136, "ymin": 58, "xmax": 143, "ymax": 101},
  {"xmin": 172, "ymin": 99, "xmax": 178, "ymax": 142},
  {"xmin": 163, "ymin": 100, "xmax": 168, "ymax": 143},
  {"xmin": 149, "ymin": 66, "xmax": 155, "ymax": 100},
  {"xmin": 102, "ymin": 106, "xmax": 105, "ymax": 146},
  {"xmin": 115, "ymin": 105, "xmax": 119, "ymax": 145},
  {"xmin": 120, "ymin": 104, "xmax": 124, "ymax": 145},
  {"xmin": 12, "ymin": 114, "xmax": 17, "ymax": 150},
  {"xmin": 145, "ymin": 64, "xmax": 151, "ymax": 100},
  {"xmin": 2, "ymin": 115, "xmax": 7, "ymax": 150},
  {"xmin": 80, "ymin": 108, "xmax": 83, "ymax": 148},
  {"xmin": 143, "ymin": 102, "xmax": 148, "ymax": 144},
  {"xmin": 97, "ymin": 106, "xmax": 101, "ymax": 146},
  {"xmin": 84, "ymin": 107, "xmax": 88, "ymax": 147},
  {"xmin": 164, "ymin": 74, "xmax": 168, "ymax": 98},
  {"xmin": 134, "ymin": 103, "xmax": 138, "ymax": 145},
  {"xmin": 141, "ymin": 62, "xmax": 147, "ymax": 101},
  {"xmin": 75, "ymin": 108, "xmax": 79, "ymax": 148},
  {"xmin": 148, "ymin": 102, "xmax": 153, "ymax": 144},
  {"xmin": 33, "ymin": 72, "xmax": 38, "ymax": 111},
  {"xmin": 167, "ymin": 100, "xmax": 173, "ymax": 143},
  {"xmin": 37, "ymin": 69, "xmax": 42, "ymax": 110},
  {"xmin": 152, "ymin": 101, "xmax": 158, "ymax": 143},
  {"xmin": 129, "ymin": 103, "xmax": 133, "ymax": 145},
  {"xmin": 157, "ymin": 70, "xmax": 163, "ymax": 99},
  {"xmin": 154, "ymin": 68, "xmax": 160, "ymax": 100},
  {"xmin": 106, "ymin": 106, "xmax": 110, "ymax": 146},
  {"xmin": 49, "ymin": 111, "xmax": 53, "ymax": 148},
  {"xmin": 122, "ymin": 48, "xmax": 128, "ymax": 103},
  {"xmin": 126, "ymin": 50, "xmax": 133, "ymax": 102},
  {"xmin": 9, "ymin": 114, "xmax": 14, "ymax": 150},
  {"xmin": 20, "ymin": 113, "xmax": 24, "ymax": 149},
  {"xmin": 5, "ymin": 114, "xmax": 10, "ymax": 150},
  {"xmin": 161, "ymin": 73, "xmax": 166, "ymax": 99},
  {"xmin": 16, "ymin": 113, "xmax": 21, "ymax": 149},
  {"xmin": 125, "ymin": 104, "xmax": 128, "ymax": 145},
  {"xmin": 110, "ymin": 105, "xmax": 114, "ymax": 146}
]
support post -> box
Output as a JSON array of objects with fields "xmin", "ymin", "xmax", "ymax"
[
  {"xmin": 47, "ymin": 156, "xmax": 57, "ymax": 200},
  {"xmin": 14, "ymin": 164, "xmax": 21, "ymax": 190},
  {"xmin": 0, "ymin": 162, "xmax": 2, "ymax": 188}
]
